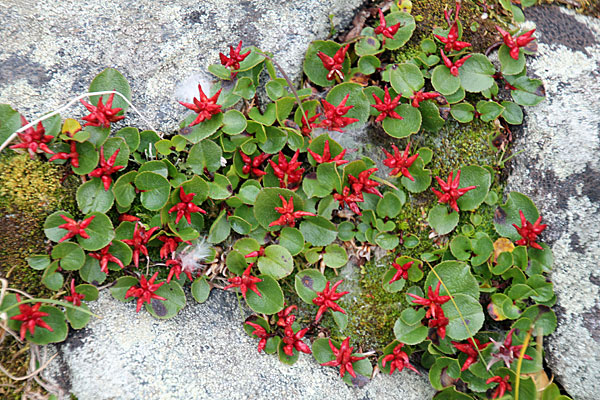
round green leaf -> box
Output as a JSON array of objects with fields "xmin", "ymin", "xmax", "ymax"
[
  {"xmin": 113, "ymin": 171, "xmax": 137, "ymax": 208},
  {"xmin": 145, "ymin": 280, "xmax": 186, "ymax": 319},
  {"xmin": 89, "ymin": 68, "xmax": 132, "ymax": 113},
  {"xmin": 424, "ymin": 260, "xmax": 480, "ymax": 299},
  {"xmin": 72, "ymin": 141, "xmax": 99, "ymax": 175},
  {"xmin": 450, "ymin": 102, "xmax": 475, "ymax": 123},
  {"xmin": 445, "ymin": 87, "xmax": 466, "ymax": 104},
  {"xmin": 245, "ymin": 274, "xmax": 284, "ymax": 315},
  {"xmin": 77, "ymin": 178, "xmax": 115, "ymax": 214},
  {"xmin": 382, "ymin": 12, "xmax": 416, "ymax": 50},
  {"xmin": 323, "ymin": 244, "xmax": 348, "ymax": 268},
  {"xmin": 493, "ymin": 192, "xmax": 539, "ymax": 240},
  {"xmin": 257, "ymin": 245, "xmax": 293, "ymax": 279},
  {"xmin": 459, "ymin": 54, "xmax": 495, "ymax": 93},
  {"xmin": 377, "ymin": 192, "xmax": 403, "ymax": 218},
  {"xmin": 187, "ymin": 139, "xmax": 223, "ymax": 174},
  {"xmin": 325, "ymin": 83, "xmax": 370, "ymax": 124},
  {"xmin": 390, "ymin": 63, "xmax": 424, "ymax": 97},
  {"xmin": 455, "ymin": 165, "xmax": 491, "ymax": 211},
  {"xmin": 394, "ymin": 317, "xmax": 428, "ymax": 345},
  {"xmin": 115, "ymin": 127, "xmax": 140, "ymax": 152},
  {"xmin": 66, "ymin": 303, "xmax": 91, "ymax": 330},
  {"xmin": 79, "ymin": 255, "xmax": 107, "ymax": 284},
  {"xmin": 51, "ymin": 242, "xmax": 85, "ymax": 271},
  {"xmin": 382, "ymin": 268, "xmax": 406, "ymax": 293},
  {"xmin": 441, "ymin": 294, "xmax": 484, "ymax": 340},
  {"xmin": 16, "ymin": 305, "xmax": 68, "ymax": 345},
  {"xmin": 358, "ymin": 55, "xmax": 381, "ymax": 75},
  {"xmin": 75, "ymin": 284, "xmax": 99, "ymax": 301},
  {"xmin": 303, "ymin": 41, "xmax": 350, "ymax": 87},
  {"xmin": 375, "ymin": 232, "xmax": 400, "ymax": 250},
  {"xmin": 77, "ymin": 212, "xmax": 114, "ymax": 251},
  {"xmin": 253, "ymin": 188, "xmax": 305, "ymax": 230},
  {"xmin": 27, "ymin": 255, "xmax": 50, "ymax": 271},
  {"xmin": 41, "ymin": 261, "xmax": 63, "ymax": 291},
  {"xmin": 476, "ymin": 100, "xmax": 504, "ymax": 122},
  {"xmin": 420, "ymin": 100, "xmax": 444, "ymax": 132},
  {"xmin": 498, "ymin": 44, "xmax": 526, "ymax": 75},
  {"xmin": 299, "ymin": 216, "xmax": 338, "ymax": 247},
  {"xmin": 431, "ymin": 65, "xmax": 460, "ymax": 95},
  {"xmin": 355, "ymin": 28, "xmax": 381, "ymax": 56},
  {"xmin": 294, "ymin": 269, "xmax": 327, "ymax": 304},
  {"xmin": 508, "ymin": 76, "xmax": 546, "ymax": 106},
  {"xmin": 207, "ymin": 210, "xmax": 231, "ymax": 244},
  {"xmin": 427, "ymin": 204, "xmax": 459, "ymax": 235},
  {"xmin": 278, "ymin": 339, "xmax": 300, "ymax": 365},
  {"xmin": 278, "ymin": 227, "xmax": 305, "ymax": 256},
  {"xmin": 179, "ymin": 112, "xmax": 224, "ymax": 144},
  {"xmin": 501, "ymin": 101, "xmax": 523, "ymax": 125},
  {"xmin": 382, "ymin": 104, "xmax": 422, "ymax": 138},
  {"xmin": 450, "ymin": 235, "xmax": 472, "ymax": 261},
  {"xmin": 222, "ymin": 109, "xmax": 247, "ymax": 135},
  {"xmin": 135, "ymin": 171, "xmax": 170, "ymax": 211},
  {"xmin": 110, "ymin": 276, "xmax": 138, "ymax": 302},
  {"xmin": 401, "ymin": 159, "xmax": 431, "ymax": 193},
  {"xmin": 191, "ymin": 276, "xmax": 211, "ymax": 303}
]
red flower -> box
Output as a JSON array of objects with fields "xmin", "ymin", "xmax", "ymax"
[
  {"xmin": 125, "ymin": 271, "xmax": 166, "ymax": 313},
  {"xmin": 496, "ymin": 26, "xmax": 536, "ymax": 60},
  {"xmin": 389, "ymin": 261, "xmax": 414, "ymax": 284},
  {"xmin": 486, "ymin": 375, "xmax": 512, "ymax": 399},
  {"xmin": 374, "ymin": 8, "xmax": 401, "ymax": 44},
  {"xmin": 158, "ymin": 235, "xmax": 184, "ymax": 260},
  {"xmin": 333, "ymin": 186, "xmax": 364, "ymax": 215},
  {"xmin": 245, "ymin": 247, "xmax": 265, "ymax": 259},
  {"xmin": 512, "ymin": 210, "xmax": 547, "ymax": 250},
  {"xmin": 219, "ymin": 40, "xmax": 251, "ymax": 72},
  {"xmin": 165, "ymin": 258, "xmax": 192, "ymax": 282},
  {"xmin": 89, "ymin": 146, "xmax": 124, "ymax": 191},
  {"xmin": 348, "ymin": 167, "xmax": 383, "ymax": 198},
  {"xmin": 307, "ymin": 140, "xmax": 348, "ymax": 166},
  {"xmin": 283, "ymin": 326, "xmax": 312, "ymax": 356},
  {"xmin": 268, "ymin": 195, "xmax": 315, "ymax": 228},
  {"xmin": 80, "ymin": 93, "xmax": 125, "ymax": 128},
  {"xmin": 179, "ymin": 85, "xmax": 222, "ymax": 127},
  {"xmin": 301, "ymin": 111, "xmax": 321, "ymax": 136},
  {"xmin": 318, "ymin": 94, "xmax": 359, "ymax": 132},
  {"xmin": 317, "ymin": 44, "xmax": 349, "ymax": 81},
  {"xmin": 321, "ymin": 337, "xmax": 366, "ymax": 378},
  {"xmin": 49, "ymin": 141, "xmax": 80, "ymax": 168},
  {"xmin": 371, "ymin": 87, "xmax": 403, "ymax": 122},
  {"xmin": 239, "ymin": 151, "xmax": 270, "ymax": 177},
  {"xmin": 452, "ymin": 338, "xmax": 490, "ymax": 371},
  {"xmin": 277, "ymin": 304, "xmax": 297, "ymax": 328},
  {"xmin": 433, "ymin": 3, "xmax": 471, "ymax": 53},
  {"xmin": 268, "ymin": 150, "xmax": 304, "ymax": 189},
  {"xmin": 89, "ymin": 242, "xmax": 125, "ymax": 273},
  {"xmin": 64, "ymin": 279, "xmax": 85, "ymax": 307},
  {"xmin": 382, "ymin": 143, "xmax": 419, "ymax": 180},
  {"xmin": 9, "ymin": 116, "xmax": 54, "ymax": 158},
  {"xmin": 169, "ymin": 186, "xmax": 207, "ymax": 225},
  {"xmin": 57, "ymin": 214, "xmax": 95, "ymax": 243},
  {"xmin": 10, "ymin": 294, "xmax": 53, "ymax": 341},
  {"xmin": 410, "ymin": 90, "xmax": 440, "ymax": 108},
  {"xmin": 487, "ymin": 328, "xmax": 532, "ymax": 369},
  {"xmin": 245, "ymin": 321, "xmax": 270, "ymax": 353},
  {"xmin": 440, "ymin": 50, "xmax": 471, "ymax": 77},
  {"xmin": 428, "ymin": 311, "xmax": 449, "ymax": 340},
  {"xmin": 118, "ymin": 214, "xmax": 140, "ymax": 223},
  {"xmin": 122, "ymin": 224, "xmax": 160, "ymax": 268},
  {"xmin": 381, "ymin": 343, "xmax": 420, "ymax": 375},
  {"xmin": 407, "ymin": 281, "xmax": 451, "ymax": 319},
  {"xmin": 431, "ymin": 170, "xmax": 477, "ymax": 213},
  {"xmin": 312, "ymin": 280, "xmax": 349, "ymax": 323},
  {"xmin": 224, "ymin": 263, "xmax": 262, "ymax": 299}
]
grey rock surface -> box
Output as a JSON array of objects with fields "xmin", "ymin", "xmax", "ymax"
[
  {"xmin": 42, "ymin": 289, "xmax": 435, "ymax": 400},
  {"xmin": 0, "ymin": 0, "xmax": 363, "ymax": 132},
  {"xmin": 507, "ymin": 6, "xmax": 600, "ymax": 399}
]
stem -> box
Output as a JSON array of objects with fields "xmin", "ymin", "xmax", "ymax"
[
  {"xmin": 515, "ymin": 326, "xmax": 534, "ymax": 400},
  {"xmin": 1, "ymin": 298, "xmax": 101, "ymax": 319},
  {"xmin": 0, "ymin": 90, "xmax": 159, "ymax": 153}
]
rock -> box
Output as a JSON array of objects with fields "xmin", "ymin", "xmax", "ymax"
[
  {"xmin": 0, "ymin": 0, "xmax": 365, "ymax": 132},
  {"xmin": 506, "ymin": 6, "xmax": 600, "ymax": 399},
  {"xmin": 42, "ymin": 290, "xmax": 435, "ymax": 400}
]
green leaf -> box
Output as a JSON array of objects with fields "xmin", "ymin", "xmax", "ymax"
[
  {"xmin": 187, "ymin": 139, "xmax": 223, "ymax": 174},
  {"xmin": 0, "ymin": 104, "xmax": 22, "ymax": 146},
  {"xmin": 266, "ymin": 78, "xmax": 286, "ymax": 101},
  {"xmin": 382, "ymin": 104, "xmax": 422, "ymax": 138},
  {"xmin": 498, "ymin": 44, "xmax": 526, "ymax": 75},
  {"xmin": 358, "ymin": 55, "xmax": 381, "ymax": 75},
  {"xmin": 277, "ymin": 340, "xmax": 300, "ymax": 365},
  {"xmin": 27, "ymin": 255, "xmax": 51, "ymax": 271},
  {"xmin": 375, "ymin": 232, "xmax": 400, "ymax": 250},
  {"xmin": 139, "ymin": 160, "xmax": 168, "ymax": 177},
  {"xmin": 476, "ymin": 100, "xmax": 504, "ymax": 122},
  {"xmin": 425, "ymin": 261, "xmax": 480, "ymax": 299},
  {"xmin": 248, "ymin": 103, "xmax": 276, "ymax": 125},
  {"xmin": 110, "ymin": 276, "xmax": 138, "ymax": 301},
  {"xmin": 420, "ymin": 100, "xmax": 444, "ymax": 132},
  {"xmin": 257, "ymin": 245, "xmax": 293, "ymax": 279},
  {"xmin": 76, "ymin": 284, "xmax": 99, "ymax": 301},
  {"xmin": 506, "ymin": 75, "xmax": 546, "ymax": 106},
  {"xmin": 233, "ymin": 77, "xmax": 255, "ymax": 100},
  {"xmin": 279, "ymin": 227, "xmax": 305, "ymax": 256},
  {"xmin": 253, "ymin": 188, "xmax": 305, "ymax": 230},
  {"xmin": 89, "ymin": 68, "xmax": 131, "ymax": 113},
  {"xmin": 431, "ymin": 65, "xmax": 460, "ymax": 95},
  {"xmin": 442, "ymin": 294, "xmax": 484, "ymax": 340},
  {"xmin": 501, "ymin": 101, "xmax": 524, "ymax": 125},
  {"xmin": 382, "ymin": 12, "xmax": 416, "ymax": 49},
  {"xmin": 303, "ymin": 41, "xmax": 350, "ymax": 87},
  {"xmin": 326, "ymin": 83, "xmax": 370, "ymax": 124},
  {"xmin": 459, "ymin": 54, "xmax": 495, "ymax": 93},
  {"xmin": 323, "ymin": 244, "xmax": 347, "ymax": 268},
  {"xmin": 401, "ymin": 158, "xmax": 431, "ymax": 193},
  {"xmin": 72, "ymin": 141, "xmax": 99, "ymax": 175},
  {"xmin": 456, "ymin": 165, "xmax": 491, "ymax": 211},
  {"xmin": 299, "ymin": 216, "xmax": 338, "ymax": 246},
  {"xmin": 445, "ymin": 87, "xmax": 466, "ymax": 104},
  {"xmin": 207, "ymin": 210, "xmax": 231, "ymax": 244},
  {"xmin": 428, "ymin": 205, "xmax": 459, "ymax": 235},
  {"xmin": 138, "ymin": 130, "xmax": 160, "ymax": 156},
  {"xmin": 394, "ymin": 317, "xmax": 428, "ymax": 345},
  {"xmin": 112, "ymin": 171, "xmax": 137, "ymax": 208},
  {"xmin": 294, "ymin": 269, "xmax": 327, "ymax": 304},
  {"xmin": 259, "ymin": 126, "xmax": 287, "ymax": 154},
  {"xmin": 115, "ymin": 127, "xmax": 140, "ymax": 152},
  {"xmin": 179, "ymin": 112, "xmax": 223, "ymax": 144},
  {"xmin": 245, "ymin": 274, "xmax": 284, "ymax": 315},
  {"xmin": 355, "ymin": 28, "xmax": 381, "ymax": 56},
  {"xmin": 77, "ymin": 178, "xmax": 115, "ymax": 214},
  {"xmin": 390, "ymin": 63, "xmax": 424, "ymax": 97},
  {"xmin": 11, "ymin": 304, "xmax": 68, "ymax": 345},
  {"xmin": 42, "ymin": 261, "xmax": 63, "ymax": 291},
  {"xmin": 222, "ymin": 110, "xmax": 247, "ymax": 135},
  {"xmin": 493, "ymin": 192, "xmax": 539, "ymax": 240},
  {"xmin": 450, "ymin": 102, "xmax": 475, "ymax": 123},
  {"xmin": 66, "ymin": 303, "xmax": 92, "ymax": 329},
  {"xmin": 135, "ymin": 171, "xmax": 170, "ymax": 211},
  {"xmin": 377, "ymin": 192, "xmax": 403, "ymax": 218},
  {"xmin": 77, "ymin": 212, "xmax": 114, "ymax": 251},
  {"xmin": 51, "ymin": 242, "xmax": 85, "ymax": 271},
  {"xmin": 450, "ymin": 235, "xmax": 472, "ymax": 261},
  {"xmin": 145, "ymin": 280, "xmax": 186, "ymax": 319},
  {"xmin": 191, "ymin": 276, "xmax": 211, "ymax": 303},
  {"xmin": 79, "ymin": 255, "xmax": 107, "ymax": 284}
]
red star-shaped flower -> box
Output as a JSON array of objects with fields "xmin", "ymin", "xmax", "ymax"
[
  {"xmin": 224, "ymin": 263, "xmax": 262, "ymax": 299},
  {"xmin": 57, "ymin": 214, "xmax": 95, "ymax": 243},
  {"xmin": 169, "ymin": 186, "xmax": 207, "ymax": 225},
  {"xmin": 64, "ymin": 279, "xmax": 85, "ymax": 307},
  {"xmin": 410, "ymin": 90, "xmax": 440, "ymax": 108},
  {"xmin": 239, "ymin": 151, "xmax": 270, "ymax": 177},
  {"xmin": 10, "ymin": 294, "xmax": 54, "ymax": 341},
  {"xmin": 157, "ymin": 235, "xmax": 184, "ymax": 260},
  {"xmin": 122, "ymin": 224, "xmax": 160, "ymax": 268},
  {"xmin": 80, "ymin": 93, "xmax": 125, "ymax": 128},
  {"xmin": 381, "ymin": 343, "xmax": 420, "ymax": 375},
  {"xmin": 48, "ymin": 140, "xmax": 80, "ymax": 168},
  {"xmin": 179, "ymin": 85, "xmax": 222, "ymax": 127},
  {"xmin": 431, "ymin": 169, "xmax": 477, "ymax": 213},
  {"xmin": 512, "ymin": 210, "xmax": 547, "ymax": 250},
  {"xmin": 89, "ymin": 242, "xmax": 125, "ymax": 273},
  {"xmin": 312, "ymin": 280, "xmax": 349, "ymax": 323},
  {"xmin": 371, "ymin": 87, "xmax": 403, "ymax": 122},
  {"xmin": 276, "ymin": 304, "xmax": 297, "ymax": 328},
  {"xmin": 486, "ymin": 328, "xmax": 532, "ymax": 370},
  {"xmin": 219, "ymin": 40, "xmax": 251, "ymax": 73},
  {"xmin": 9, "ymin": 116, "xmax": 54, "ymax": 158},
  {"xmin": 165, "ymin": 258, "xmax": 193, "ymax": 282},
  {"xmin": 321, "ymin": 337, "xmax": 366, "ymax": 378},
  {"xmin": 268, "ymin": 195, "xmax": 316, "ymax": 228},
  {"xmin": 486, "ymin": 375, "xmax": 512, "ymax": 399},
  {"xmin": 452, "ymin": 338, "xmax": 491, "ymax": 371},
  {"xmin": 245, "ymin": 246, "xmax": 265, "ymax": 259},
  {"xmin": 307, "ymin": 140, "xmax": 348, "ymax": 166},
  {"xmin": 282, "ymin": 325, "xmax": 312, "ymax": 356},
  {"xmin": 407, "ymin": 281, "xmax": 451, "ymax": 319},
  {"xmin": 348, "ymin": 167, "xmax": 383, "ymax": 198},
  {"xmin": 496, "ymin": 26, "xmax": 536, "ymax": 60},
  {"xmin": 125, "ymin": 271, "xmax": 166, "ymax": 313},
  {"xmin": 433, "ymin": 3, "xmax": 472, "ymax": 53},
  {"xmin": 317, "ymin": 44, "xmax": 349, "ymax": 81},
  {"xmin": 245, "ymin": 321, "xmax": 270, "ymax": 353},
  {"xmin": 89, "ymin": 146, "xmax": 124, "ymax": 191},
  {"xmin": 440, "ymin": 50, "xmax": 472, "ymax": 77},
  {"xmin": 374, "ymin": 8, "xmax": 401, "ymax": 44},
  {"xmin": 428, "ymin": 310, "xmax": 450, "ymax": 340},
  {"xmin": 382, "ymin": 143, "xmax": 419, "ymax": 180},
  {"xmin": 333, "ymin": 186, "xmax": 364, "ymax": 215},
  {"xmin": 268, "ymin": 150, "xmax": 305, "ymax": 189},
  {"xmin": 318, "ymin": 94, "xmax": 359, "ymax": 132},
  {"xmin": 389, "ymin": 260, "xmax": 414, "ymax": 284},
  {"xmin": 300, "ymin": 111, "xmax": 321, "ymax": 136}
]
